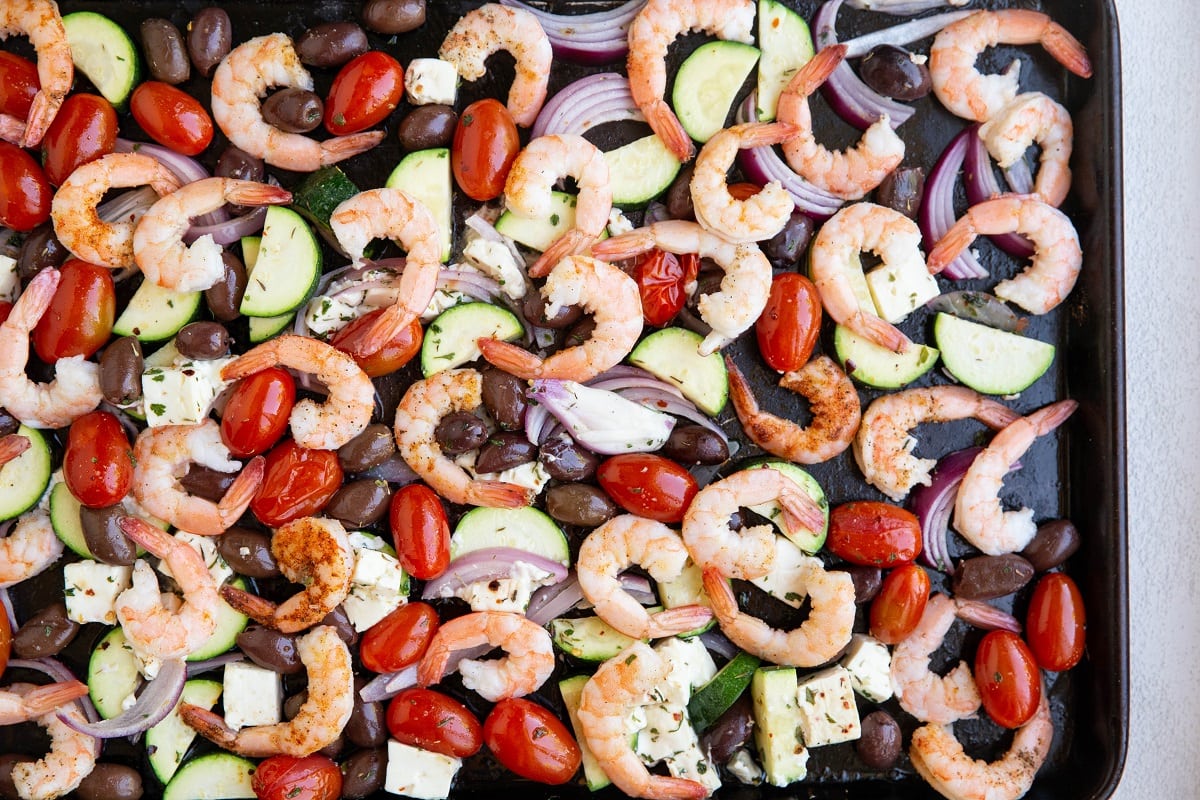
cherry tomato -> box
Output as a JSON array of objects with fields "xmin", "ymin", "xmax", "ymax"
[
  {"xmin": 330, "ymin": 309, "xmax": 422, "ymax": 377},
  {"xmin": 827, "ymin": 501, "xmax": 922, "ymax": 567},
  {"xmin": 868, "ymin": 563, "xmax": 930, "ymax": 645},
  {"xmin": 388, "ymin": 484, "xmax": 450, "ymax": 580},
  {"xmin": 32, "ymin": 259, "xmax": 115, "ymax": 363},
  {"xmin": 252, "ymin": 754, "xmax": 342, "ymax": 800},
  {"xmin": 974, "ymin": 630, "xmax": 1042, "ymax": 728},
  {"xmin": 597, "ymin": 454, "xmax": 698, "ymax": 524},
  {"xmin": 221, "ymin": 367, "xmax": 296, "ymax": 458},
  {"xmin": 0, "ymin": 52, "xmax": 39, "ymax": 119},
  {"xmin": 324, "ymin": 51, "xmax": 404, "ymax": 135},
  {"xmin": 251, "ymin": 439, "xmax": 343, "ymax": 526},
  {"xmin": 0, "ymin": 141, "xmax": 51, "ymax": 231},
  {"xmin": 129, "ymin": 81, "xmax": 214, "ymax": 156},
  {"xmin": 483, "ymin": 698, "xmax": 581, "ymax": 785},
  {"xmin": 63, "ymin": 411, "xmax": 135, "ymax": 509},
  {"xmin": 360, "ymin": 602, "xmax": 439, "ymax": 673},
  {"xmin": 1026, "ymin": 573, "xmax": 1086, "ymax": 671},
  {"xmin": 452, "ymin": 99, "xmax": 520, "ymax": 201},
  {"xmin": 756, "ymin": 272, "xmax": 823, "ymax": 372},
  {"xmin": 634, "ymin": 250, "xmax": 699, "ymax": 327},
  {"xmin": 387, "ymin": 688, "xmax": 483, "ymax": 758},
  {"xmin": 41, "ymin": 94, "xmax": 118, "ymax": 185}
]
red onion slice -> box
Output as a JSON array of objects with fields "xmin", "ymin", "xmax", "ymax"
[
  {"xmin": 955, "ymin": 599, "xmax": 1022, "ymax": 633},
  {"xmin": 963, "ymin": 132, "xmax": 1037, "ymax": 258},
  {"xmin": 185, "ymin": 652, "xmax": 245, "ymax": 678},
  {"xmin": 183, "ymin": 205, "xmax": 268, "ymax": 247},
  {"xmin": 814, "ymin": 0, "xmax": 914, "ymax": 130},
  {"xmin": 919, "ymin": 127, "xmax": 988, "ymax": 280},
  {"xmin": 586, "ymin": 376, "xmax": 686, "ymax": 400},
  {"xmin": 528, "ymin": 380, "xmax": 676, "ymax": 455},
  {"xmin": 615, "ymin": 388, "xmax": 730, "ymax": 443},
  {"xmin": 699, "ymin": 630, "xmax": 739, "ymax": 660},
  {"xmin": 115, "ymin": 138, "xmax": 227, "ymax": 229},
  {"xmin": 7, "ymin": 658, "xmax": 101, "ymax": 755},
  {"xmin": 909, "ymin": 446, "xmax": 983, "ymax": 571},
  {"xmin": 526, "ymin": 573, "xmax": 585, "ymax": 627},
  {"xmin": 359, "ymin": 665, "xmax": 419, "ymax": 703},
  {"xmin": 56, "ymin": 658, "xmax": 186, "ymax": 739},
  {"xmin": 421, "ymin": 547, "xmax": 569, "ymax": 601},
  {"xmin": 531, "ymin": 73, "xmax": 644, "ymax": 139},
  {"xmin": 499, "ymin": 0, "xmax": 645, "ymax": 64},
  {"xmin": 926, "ymin": 291, "xmax": 1027, "ymax": 334}
]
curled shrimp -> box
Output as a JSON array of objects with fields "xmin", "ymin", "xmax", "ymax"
[
  {"xmin": 0, "ymin": 1, "xmax": 72, "ymax": 148},
  {"xmin": 51, "ymin": 153, "xmax": 182, "ymax": 270},
  {"xmin": 690, "ymin": 122, "xmax": 798, "ymax": 243},
  {"xmin": 417, "ymin": 611, "xmax": 554, "ymax": 702},
  {"xmin": 725, "ymin": 355, "xmax": 861, "ymax": 465},
  {"xmin": 891, "ymin": 594, "xmax": 982, "ymax": 724},
  {"xmin": 0, "ymin": 509, "xmax": 61, "ymax": 590},
  {"xmin": 181, "ymin": 626, "xmax": 353, "ymax": 757},
  {"xmin": 212, "ymin": 34, "xmax": 384, "ymax": 171},
  {"xmin": 221, "ymin": 335, "xmax": 374, "ymax": 451},
  {"xmin": 577, "ymin": 515, "xmax": 714, "ymax": 640},
  {"xmin": 591, "ymin": 220, "xmax": 770, "ymax": 355},
  {"xmin": 928, "ymin": 194, "xmax": 1082, "ymax": 315},
  {"xmin": 439, "ymin": 3, "xmax": 552, "ymax": 128},
  {"xmin": 394, "ymin": 369, "xmax": 532, "ymax": 508},
  {"xmin": 131, "ymin": 420, "xmax": 265, "ymax": 537},
  {"xmin": 506, "ymin": 134, "xmax": 612, "ymax": 278},
  {"xmin": 854, "ymin": 386, "xmax": 1019, "ymax": 502},
  {"xmin": 0, "ymin": 681, "xmax": 88, "ymax": 725},
  {"xmin": 955, "ymin": 399, "xmax": 1078, "ymax": 556},
  {"xmin": 220, "ymin": 517, "xmax": 354, "ymax": 633},
  {"xmin": 978, "ymin": 93, "xmax": 1073, "ymax": 207},
  {"xmin": 930, "ymin": 9, "xmax": 1092, "ymax": 123},
  {"xmin": 477, "ymin": 255, "xmax": 642, "ymax": 382},
  {"xmin": 6, "ymin": 682, "xmax": 98, "ymax": 800}
]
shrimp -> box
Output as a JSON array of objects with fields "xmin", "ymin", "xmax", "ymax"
[
  {"xmin": 219, "ymin": 517, "xmax": 354, "ymax": 633},
  {"xmin": 50, "ymin": 153, "xmax": 182, "ymax": 270},
  {"xmin": 777, "ymin": 45, "xmax": 905, "ymax": 201},
  {"xmin": 0, "ymin": 434, "xmax": 30, "ymax": 467},
  {"xmin": 577, "ymin": 516, "xmax": 714, "ymax": 640},
  {"xmin": 681, "ymin": 468, "xmax": 825, "ymax": 581},
  {"xmin": 221, "ymin": 335, "xmax": 374, "ymax": 451},
  {"xmin": 132, "ymin": 420, "xmax": 265, "ymax": 537},
  {"xmin": 395, "ymin": 369, "xmax": 532, "ymax": 508},
  {"xmin": 725, "ymin": 355, "xmax": 861, "ymax": 465},
  {"xmin": 181, "ymin": 626, "xmax": 353, "ymax": 757},
  {"xmin": 438, "ymin": 4, "xmax": 552, "ymax": 128},
  {"xmin": 211, "ymin": 33, "xmax": 384, "ymax": 171},
  {"xmin": 0, "ymin": 509, "xmax": 61, "ymax": 590},
  {"xmin": 6, "ymin": 683, "xmax": 98, "ymax": 800},
  {"xmin": 690, "ymin": 122, "xmax": 798, "ymax": 243},
  {"xmin": 978, "ymin": 93, "xmax": 1073, "ymax": 207},
  {"xmin": 930, "ymin": 9, "xmax": 1092, "ymax": 123},
  {"xmin": 0, "ymin": 1, "xmax": 73, "ymax": 149},
  {"xmin": 626, "ymin": 0, "xmax": 756, "ymax": 162},
  {"xmin": 417, "ymin": 611, "xmax": 554, "ymax": 703},
  {"xmin": 955, "ymin": 399, "xmax": 1078, "ymax": 556},
  {"xmin": 927, "ymin": 195, "xmax": 1082, "ymax": 315},
  {"xmin": 591, "ymin": 220, "xmax": 771, "ymax": 355},
  {"xmin": 134, "ymin": 177, "xmax": 292, "ymax": 292},
  {"xmin": 0, "ymin": 269, "xmax": 102, "ymax": 429},
  {"xmin": 854, "ymin": 387, "xmax": 1019, "ymax": 502},
  {"xmin": 477, "ymin": 255, "xmax": 642, "ymax": 382},
  {"xmin": 506, "ymin": 135, "xmax": 612, "ymax": 278},
  {"xmin": 0, "ymin": 681, "xmax": 88, "ymax": 725},
  {"xmin": 891, "ymin": 594, "xmax": 982, "ymax": 724}
]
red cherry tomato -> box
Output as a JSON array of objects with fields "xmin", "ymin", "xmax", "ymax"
[
  {"xmin": 0, "ymin": 52, "xmax": 39, "ymax": 119},
  {"xmin": 483, "ymin": 698, "xmax": 582, "ymax": 785},
  {"xmin": 63, "ymin": 411, "xmax": 135, "ymax": 509},
  {"xmin": 386, "ymin": 688, "xmax": 483, "ymax": 758},
  {"xmin": 0, "ymin": 585, "xmax": 12, "ymax": 675},
  {"xmin": 868, "ymin": 563, "xmax": 930, "ymax": 644},
  {"xmin": 452, "ymin": 99, "xmax": 520, "ymax": 201},
  {"xmin": 324, "ymin": 51, "xmax": 404, "ymax": 135},
  {"xmin": 41, "ymin": 94, "xmax": 118, "ymax": 185},
  {"xmin": 597, "ymin": 454, "xmax": 698, "ymax": 524},
  {"xmin": 388, "ymin": 484, "xmax": 450, "ymax": 580},
  {"xmin": 827, "ymin": 501, "xmax": 922, "ymax": 567},
  {"xmin": 330, "ymin": 309, "xmax": 422, "ymax": 377},
  {"xmin": 32, "ymin": 259, "xmax": 115, "ymax": 363},
  {"xmin": 252, "ymin": 754, "xmax": 342, "ymax": 800},
  {"xmin": 360, "ymin": 602, "xmax": 439, "ymax": 674},
  {"xmin": 1026, "ymin": 573, "xmax": 1086, "ymax": 671},
  {"xmin": 129, "ymin": 81, "xmax": 214, "ymax": 156},
  {"xmin": 974, "ymin": 630, "xmax": 1042, "ymax": 728},
  {"xmin": 0, "ymin": 141, "xmax": 51, "ymax": 231},
  {"xmin": 756, "ymin": 272, "xmax": 823, "ymax": 372},
  {"xmin": 634, "ymin": 250, "xmax": 699, "ymax": 327},
  {"xmin": 221, "ymin": 367, "xmax": 296, "ymax": 458},
  {"xmin": 251, "ymin": 439, "xmax": 343, "ymax": 527}
]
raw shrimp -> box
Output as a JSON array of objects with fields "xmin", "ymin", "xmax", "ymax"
[
  {"xmin": 438, "ymin": 3, "xmax": 552, "ymax": 127},
  {"xmin": 777, "ymin": 45, "xmax": 905, "ymax": 201},
  {"xmin": 0, "ymin": 268, "xmax": 102, "ymax": 429},
  {"xmin": 221, "ymin": 335, "xmax": 374, "ymax": 451},
  {"xmin": 0, "ymin": 509, "xmax": 62, "ymax": 590},
  {"xmin": 927, "ymin": 194, "xmax": 1082, "ymax": 315},
  {"xmin": 690, "ymin": 122, "xmax": 797, "ymax": 243},
  {"xmin": 626, "ymin": 0, "xmax": 756, "ymax": 162},
  {"xmin": 978, "ymin": 93, "xmax": 1073, "ymax": 207},
  {"xmin": 477, "ymin": 255, "xmax": 641, "ymax": 382},
  {"xmin": 132, "ymin": 420, "xmax": 265, "ymax": 537},
  {"xmin": 7, "ymin": 682, "xmax": 98, "ymax": 800},
  {"xmin": 506, "ymin": 134, "xmax": 612, "ymax": 278},
  {"xmin": 181, "ymin": 626, "xmax": 353, "ymax": 757},
  {"xmin": 133, "ymin": 177, "xmax": 292, "ymax": 292},
  {"xmin": 394, "ymin": 369, "xmax": 532, "ymax": 508},
  {"xmin": 576, "ymin": 515, "xmax": 714, "ymax": 640},
  {"xmin": 0, "ymin": 433, "xmax": 30, "ymax": 467},
  {"xmin": 891, "ymin": 594, "xmax": 982, "ymax": 724},
  {"xmin": 725, "ymin": 355, "xmax": 861, "ymax": 465},
  {"xmin": 0, "ymin": 681, "xmax": 88, "ymax": 725},
  {"xmin": 0, "ymin": 0, "xmax": 73, "ymax": 148},
  {"xmin": 930, "ymin": 9, "xmax": 1092, "ymax": 123},
  {"xmin": 591, "ymin": 220, "xmax": 771, "ymax": 355},
  {"xmin": 219, "ymin": 517, "xmax": 354, "ymax": 633},
  {"xmin": 211, "ymin": 33, "xmax": 384, "ymax": 171},
  {"xmin": 955, "ymin": 399, "xmax": 1077, "ymax": 556},
  {"xmin": 854, "ymin": 386, "xmax": 1018, "ymax": 502},
  {"xmin": 417, "ymin": 611, "xmax": 554, "ymax": 702}
]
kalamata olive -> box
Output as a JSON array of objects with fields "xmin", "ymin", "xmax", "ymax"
[
  {"xmin": 539, "ymin": 435, "xmax": 600, "ymax": 482},
  {"xmin": 325, "ymin": 479, "xmax": 392, "ymax": 527},
  {"xmin": 1020, "ymin": 519, "xmax": 1081, "ymax": 572},
  {"xmin": 522, "ymin": 291, "xmax": 583, "ymax": 330},
  {"xmin": 699, "ymin": 694, "xmax": 754, "ymax": 764},
  {"xmin": 187, "ymin": 7, "xmax": 232, "ymax": 76},
  {"xmin": 665, "ymin": 164, "xmax": 696, "ymax": 220},
  {"xmin": 762, "ymin": 210, "xmax": 815, "ymax": 266},
  {"xmin": 475, "ymin": 432, "xmax": 537, "ymax": 474},
  {"xmin": 340, "ymin": 748, "xmax": 387, "ymax": 799},
  {"xmin": 12, "ymin": 601, "xmax": 79, "ymax": 658},
  {"xmin": 361, "ymin": 0, "xmax": 426, "ymax": 34},
  {"xmin": 662, "ymin": 425, "xmax": 728, "ymax": 465},
  {"xmin": 205, "ymin": 251, "xmax": 247, "ymax": 322},
  {"xmin": 0, "ymin": 755, "xmax": 35, "ymax": 800},
  {"xmin": 321, "ymin": 606, "xmax": 359, "ymax": 646},
  {"xmin": 214, "ymin": 145, "xmax": 264, "ymax": 184},
  {"xmin": 261, "ymin": 88, "xmax": 325, "ymax": 134},
  {"xmin": 545, "ymin": 484, "xmax": 619, "ymax": 528},
  {"xmin": 481, "ymin": 368, "xmax": 528, "ymax": 432},
  {"xmin": 338, "ymin": 423, "xmax": 396, "ymax": 473},
  {"xmin": 80, "ymin": 506, "xmax": 137, "ymax": 565},
  {"xmin": 0, "ymin": 410, "xmax": 17, "ymax": 438},
  {"xmin": 296, "ymin": 22, "xmax": 369, "ymax": 68},
  {"xmin": 434, "ymin": 411, "xmax": 490, "ymax": 455},
  {"xmin": 346, "ymin": 678, "xmax": 387, "ymax": 748},
  {"xmin": 841, "ymin": 564, "xmax": 884, "ymax": 604},
  {"xmin": 99, "ymin": 336, "xmax": 144, "ymax": 406},
  {"xmin": 397, "ymin": 104, "xmax": 457, "ymax": 151},
  {"xmin": 859, "ymin": 45, "xmax": 931, "ymax": 101},
  {"xmin": 875, "ymin": 166, "xmax": 925, "ymax": 220},
  {"xmin": 174, "ymin": 321, "xmax": 231, "ymax": 360},
  {"xmin": 73, "ymin": 764, "xmax": 143, "ymax": 800},
  {"xmin": 140, "ymin": 19, "xmax": 190, "ymax": 84},
  {"xmin": 319, "ymin": 737, "xmax": 346, "ymax": 761},
  {"xmin": 217, "ymin": 526, "xmax": 280, "ymax": 578},
  {"xmin": 857, "ymin": 710, "xmax": 902, "ymax": 769},
  {"xmin": 237, "ymin": 626, "xmax": 303, "ymax": 674},
  {"xmin": 951, "ymin": 554, "xmax": 1035, "ymax": 600},
  {"xmin": 179, "ymin": 466, "xmax": 235, "ymax": 503},
  {"xmin": 17, "ymin": 224, "xmax": 68, "ymax": 279},
  {"xmin": 563, "ymin": 317, "xmax": 597, "ymax": 350}
]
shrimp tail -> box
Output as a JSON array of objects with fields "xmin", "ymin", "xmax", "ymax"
[
  {"xmin": 643, "ymin": 776, "xmax": 711, "ymax": 800},
  {"xmin": 850, "ymin": 310, "xmax": 911, "ymax": 354},
  {"xmin": 179, "ymin": 703, "xmax": 239, "ymax": 748},
  {"xmin": 225, "ymin": 183, "xmax": 293, "ymax": 207},
  {"xmin": 416, "ymin": 649, "xmax": 448, "ymax": 688},
  {"xmin": 589, "ymin": 229, "xmax": 656, "ymax": 262},
  {"xmin": 476, "ymin": 337, "xmax": 543, "ymax": 379},
  {"xmin": 785, "ymin": 44, "xmax": 847, "ymax": 98},
  {"xmin": 21, "ymin": 681, "xmax": 89, "ymax": 716},
  {"xmin": 21, "ymin": 93, "xmax": 61, "ymax": 149},
  {"xmin": 0, "ymin": 434, "xmax": 30, "ymax": 466},
  {"xmin": 724, "ymin": 356, "xmax": 763, "ymax": 416},
  {"xmin": 221, "ymin": 348, "xmax": 278, "ymax": 381},
  {"xmin": 0, "ymin": 113, "xmax": 26, "ymax": 145},
  {"xmin": 217, "ymin": 455, "xmax": 265, "ymax": 518},
  {"xmin": 1027, "ymin": 398, "xmax": 1078, "ymax": 435},
  {"xmin": 13, "ymin": 268, "xmax": 62, "ymax": 325},
  {"xmin": 779, "ymin": 489, "xmax": 826, "ymax": 537},
  {"xmin": 701, "ymin": 567, "xmax": 737, "ymax": 617},
  {"xmin": 219, "ymin": 584, "xmax": 281, "ymax": 627},
  {"xmin": 643, "ymin": 99, "xmax": 694, "ymax": 163},
  {"xmin": 646, "ymin": 605, "xmax": 715, "ymax": 639},
  {"xmin": 927, "ymin": 217, "xmax": 979, "ymax": 275},
  {"xmin": 357, "ymin": 304, "xmax": 418, "ymax": 357},
  {"xmin": 117, "ymin": 515, "xmax": 174, "ymax": 555},
  {"xmin": 529, "ymin": 229, "xmax": 594, "ymax": 278},
  {"xmin": 320, "ymin": 131, "xmax": 387, "ymax": 166},
  {"xmin": 978, "ymin": 401, "xmax": 1021, "ymax": 430},
  {"xmin": 465, "ymin": 480, "xmax": 534, "ymax": 509},
  {"xmin": 740, "ymin": 121, "xmax": 801, "ymax": 148},
  {"xmin": 1043, "ymin": 23, "xmax": 1093, "ymax": 78}
]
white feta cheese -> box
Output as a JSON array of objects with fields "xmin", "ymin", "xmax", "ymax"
[
  {"xmin": 655, "ymin": 636, "xmax": 718, "ymax": 692},
  {"xmin": 795, "ymin": 666, "xmax": 861, "ymax": 747},
  {"xmin": 840, "ymin": 634, "xmax": 893, "ymax": 703},
  {"xmin": 385, "ymin": 739, "xmax": 462, "ymax": 799},
  {"xmin": 222, "ymin": 662, "xmax": 282, "ymax": 731},
  {"xmin": 64, "ymin": 562, "xmax": 133, "ymax": 624},
  {"xmin": 141, "ymin": 357, "xmax": 235, "ymax": 427},
  {"xmin": 421, "ymin": 289, "xmax": 471, "ymax": 322},
  {"xmin": 726, "ymin": 748, "xmax": 764, "ymax": 785},
  {"xmin": 463, "ymin": 238, "xmax": 529, "ymax": 300},
  {"xmin": 865, "ymin": 255, "xmax": 940, "ymax": 323},
  {"xmin": 750, "ymin": 537, "xmax": 816, "ymax": 608},
  {"xmin": 457, "ymin": 450, "xmax": 550, "ymax": 496},
  {"xmin": 157, "ymin": 531, "xmax": 234, "ymax": 587},
  {"xmin": 344, "ymin": 546, "xmax": 409, "ymax": 632},
  {"xmin": 404, "ymin": 59, "xmax": 459, "ymax": 106},
  {"xmin": 0, "ymin": 255, "xmax": 19, "ymax": 303},
  {"xmin": 305, "ymin": 294, "xmax": 367, "ymax": 338},
  {"xmin": 606, "ymin": 208, "xmax": 634, "ymax": 236},
  {"xmin": 452, "ymin": 560, "xmax": 556, "ymax": 614}
]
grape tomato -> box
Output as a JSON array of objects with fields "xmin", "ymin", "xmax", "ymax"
[
  {"xmin": 324, "ymin": 51, "xmax": 404, "ymax": 135},
  {"xmin": 974, "ymin": 630, "xmax": 1042, "ymax": 729},
  {"xmin": 251, "ymin": 439, "xmax": 343, "ymax": 527},
  {"xmin": 483, "ymin": 698, "xmax": 581, "ymax": 785},
  {"xmin": 386, "ymin": 688, "xmax": 482, "ymax": 758},
  {"xmin": 63, "ymin": 411, "xmax": 134, "ymax": 509},
  {"xmin": 452, "ymin": 98, "xmax": 519, "ymax": 201}
]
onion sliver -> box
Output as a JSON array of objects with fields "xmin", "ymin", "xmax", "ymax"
[
  {"xmin": 57, "ymin": 658, "xmax": 186, "ymax": 739},
  {"xmin": 185, "ymin": 652, "xmax": 245, "ymax": 678},
  {"xmin": 908, "ymin": 446, "xmax": 983, "ymax": 571},
  {"xmin": 115, "ymin": 138, "xmax": 227, "ymax": 229},
  {"xmin": 531, "ymin": 73, "xmax": 644, "ymax": 139},
  {"xmin": 358, "ymin": 665, "xmax": 419, "ymax": 703},
  {"xmin": 615, "ymin": 388, "xmax": 729, "ymax": 443},
  {"xmin": 814, "ymin": 0, "xmax": 914, "ymax": 130},
  {"xmin": 845, "ymin": 0, "xmax": 971, "ymax": 17},
  {"xmin": 421, "ymin": 547, "xmax": 569, "ymax": 601},
  {"xmin": 918, "ymin": 127, "xmax": 988, "ymax": 280},
  {"xmin": 526, "ymin": 573, "xmax": 585, "ymax": 626},
  {"xmin": 498, "ymin": 0, "xmax": 645, "ymax": 65},
  {"xmin": 963, "ymin": 131, "xmax": 1037, "ymax": 258}
]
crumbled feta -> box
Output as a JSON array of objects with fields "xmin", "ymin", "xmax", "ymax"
[
  {"xmin": 422, "ymin": 289, "xmax": 471, "ymax": 322},
  {"xmin": 305, "ymin": 294, "xmax": 364, "ymax": 337},
  {"xmin": 795, "ymin": 666, "xmax": 861, "ymax": 747},
  {"xmin": 457, "ymin": 450, "xmax": 551, "ymax": 496},
  {"xmin": 606, "ymin": 208, "xmax": 634, "ymax": 236},
  {"xmin": 463, "ymin": 238, "xmax": 529, "ymax": 300},
  {"xmin": 0, "ymin": 256, "xmax": 19, "ymax": 303},
  {"xmin": 840, "ymin": 634, "xmax": 893, "ymax": 703},
  {"xmin": 726, "ymin": 749, "xmax": 764, "ymax": 785},
  {"xmin": 141, "ymin": 357, "xmax": 234, "ymax": 427},
  {"xmin": 865, "ymin": 253, "xmax": 940, "ymax": 324},
  {"xmin": 404, "ymin": 58, "xmax": 459, "ymax": 106},
  {"xmin": 385, "ymin": 740, "xmax": 462, "ymax": 799},
  {"xmin": 344, "ymin": 544, "xmax": 408, "ymax": 632},
  {"xmin": 222, "ymin": 662, "xmax": 282, "ymax": 731},
  {"xmin": 157, "ymin": 531, "xmax": 234, "ymax": 587},
  {"xmin": 63, "ymin": 562, "xmax": 133, "ymax": 624},
  {"xmin": 449, "ymin": 559, "xmax": 556, "ymax": 614}
]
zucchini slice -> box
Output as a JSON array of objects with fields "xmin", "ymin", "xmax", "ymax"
[
  {"xmin": 386, "ymin": 148, "xmax": 453, "ymax": 262},
  {"xmin": 672, "ymin": 41, "xmax": 761, "ymax": 142},
  {"xmin": 420, "ymin": 302, "xmax": 523, "ymax": 377},
  {"xmin": 61, "ymin": 12, "xmax": 142, "ymax": 109},
  {"xmin": 239, "ymin": 206, "xmax": 321, "ymax": 318},
  {"xmin": 0, "ymin": 426, "xmax": 51, "ymax": 521},
  {"xmin": 112, "ymin": 280, "xmax": 201, "ymax": 343}
]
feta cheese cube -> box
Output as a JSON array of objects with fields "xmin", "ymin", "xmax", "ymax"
[
  {"xmin": 404, "ymin": 59, "xmax": 459, "ymax": 106},
  {"xmin": 865, "ymin": 255, "xmax": 940, "ymax": 324},
  {"xmin": 344, "ymin": 547, "xmax": 408, "ymax": 632},
  {"xmin": 222, "ymin": 662, "xmax": 282, "ymax": 731},
  {"xmin": 305, "ymin": 294, "xmax": 367, "ymax": 338},
  {"xmin": 452, "ymin": 560, "xmax": 555, "ymax": 614},
  {"xmin": 463, "ymin": 238, "xmax": 529, "ymax": 300},
  {"xmin": 840, "ymin": 634, "xmax": 893, "ymax": 703},
  {"xmin": 726, "ymin": 748, "xmax": 764, "ymax": 785},
  {"xmin": 64, "ymin": 562, "xmax": 133, "ymax": 624},
  {"xmin": 795, "ymin": 666, "xmax": 861, "ymax": 747},
  {"xmin": 0, "ymin": 255, "xmax": 19, "ymax": 303},
  {"xmin": 141, "ymin": 357, "xmax": 234, "ymax": 427},
  {"xmin": 606, "ymin": 208, "xmax": 634, "ymax": 236},
  {"xmin": 384, "ymin": 740, "xmax": 462, "ymax": 799},
  {"xmin": 157, "ymin": 531, "xmax": 233, "ymax": 587},
  {"xmin": 750, "ymin": 537, "xmax": 815, "ymax": 609},
  {"xmin": 654, "ymin": 636, "xmax": 717, "ymax": 695}
]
